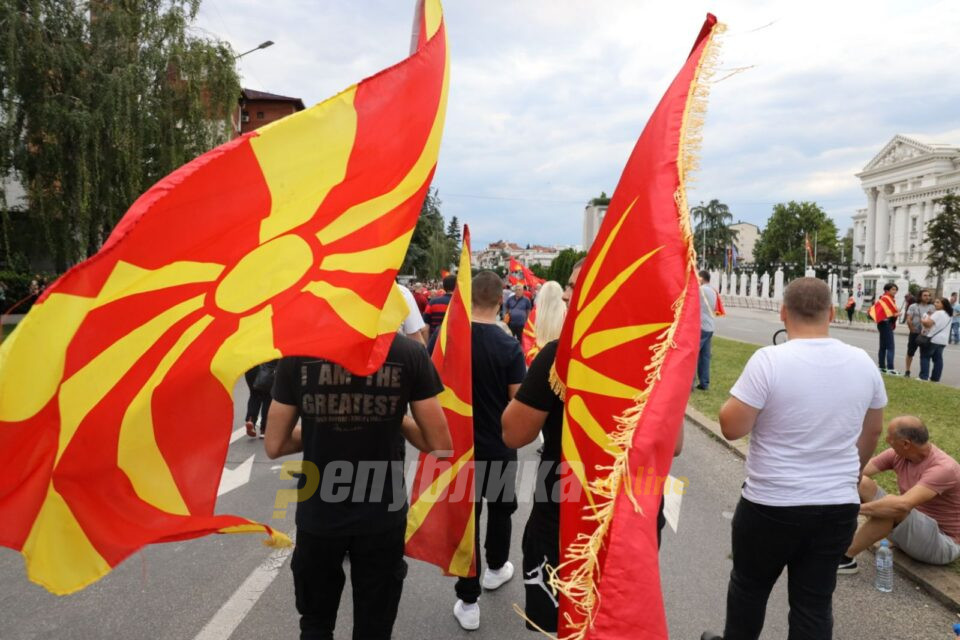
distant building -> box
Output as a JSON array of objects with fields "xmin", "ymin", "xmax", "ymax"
[
  {"xmin": 729, "ymin": 221, "xmax": 760, "ymax": 264},
  {"xmin": 471, "ymin": 241, "xmax": 576, "ymax": 271},
  {"xmin": 851, "ymin": 134, "xmax": 960, "ymax": 287},
  {"xmin": 234, "ymin": 88, "xmax": 306, "ymax": 136},
  {"xmin": 583, "ymin": 202, "xmax": 608, "ymax": 251}
]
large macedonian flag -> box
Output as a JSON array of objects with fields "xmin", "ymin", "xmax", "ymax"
[
  {"xmin": 550, "ymin": 15, "xmax": 723, "ymax": 639},
  {"xmin": 405, "ymin": 226, "xmax": 475, "ymax": 576},
  {"xmin": 0, "ymin": 0, "xmax": 448, "ymax": 595}
]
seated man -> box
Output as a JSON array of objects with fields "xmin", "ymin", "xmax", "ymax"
[{"xmin": 840, "ymin": 415, "xmax": 960, "ymax": 571}]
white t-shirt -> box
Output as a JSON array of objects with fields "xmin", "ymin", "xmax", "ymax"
[
  {"xmin": 730, "ymin": 338, "xmax": 887, "ymax": 506},
  {"xmin": 923, "ymin": 309, "xmax": 951, "ymax": 346},
  {"xmin": 396, "ymin": 284, "xmax": 426, "ymax": 335}
]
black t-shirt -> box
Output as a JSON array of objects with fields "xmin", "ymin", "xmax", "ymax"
[
  {"xmin": 471, "ymin": 323, "xmax": 526, "ymax": 461},
  {"xmin": 513, "ymin": 339, "xmax": 564, "ymax": 526},
  {"xmin": 272, "ymin": 335, "xmax": 443, "ymax": 536}
]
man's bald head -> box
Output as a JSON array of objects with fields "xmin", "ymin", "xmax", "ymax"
[{"xmin": 890, "ymin": 415, "xmax": 929, "ymax": 445}]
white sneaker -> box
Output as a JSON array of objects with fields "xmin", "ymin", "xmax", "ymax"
[
  {"xmin": 481, "ymin": 560, "xmax": 514, "ymax": 590},
  {"xmin": 453, "ymin": 599, "xmax": 479, "ymax": 630}
]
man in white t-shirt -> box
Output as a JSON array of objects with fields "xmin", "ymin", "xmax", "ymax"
[
  {"xmin": 701, "ymin": 278, "xmax": 886, "ymax": 640},
  {"xmin": 396, "ymin": 283, "xmax": 427, "ymax": 345}
]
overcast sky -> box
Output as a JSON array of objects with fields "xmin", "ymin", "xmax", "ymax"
[{"xmin": 194, "ymin": 1, "xmax": 960, "ymax": 249}]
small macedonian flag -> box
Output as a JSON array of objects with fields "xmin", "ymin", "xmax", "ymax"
[
  {"xmin": 550, "ymin": 14, "xmax": 723, "ymax": 639},
  {"xmin": 522, "ymin": 307, "xmax": 539, "ymax": 365},
  {"xmin": 405, "ymin": 226, "xmax": 475, "ymax": 576},
  {"xmin": 0, "ymin": 0, "xmax": 448, "ymax": 595}
]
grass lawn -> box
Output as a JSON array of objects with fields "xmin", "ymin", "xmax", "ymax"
[{"xmin": 688, "ymin": 336, "xmax": 960, "ymax": 572}]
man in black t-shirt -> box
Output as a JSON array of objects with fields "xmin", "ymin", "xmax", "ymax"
[
  {"xmin": 502, "ymin": 260, "xmax": 682, "ymax": 633},
  {"xmin": 450, "ymin": 270, "xmax": 527, "ymax": 631},
  {"xmin": 502, "ymin": 260, "xmax": 583, "ymax": 633},
  {"xmin": 265, "ymin": 335, "xmax": 452, "ymax": 640}
]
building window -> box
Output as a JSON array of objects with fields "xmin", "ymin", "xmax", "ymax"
[{"xmin": 257, "ymin": 111, "xmax": 265, "ymax": 120}]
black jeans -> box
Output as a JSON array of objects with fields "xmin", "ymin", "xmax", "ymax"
[
  {"xmin": 455, "ymin": 459, "xmax": 518, "ymax": 603},
  {"xmin": 919, "ymin": 343, "xmax": 946, "ymax": 381},
  {"xmin": 723, "ymin": 497, "xmax": 859, "ymax": 640},
  {"xmin": 243, "ymin": 367, "xmax": 271, "ymax": 430},
  {"xmin": 291, "ymin": 524, "xmax": 407, "ymax": 640},
  {"xmin": 876, "ymin": 320, "xmax": 895, "ymax": 370}
]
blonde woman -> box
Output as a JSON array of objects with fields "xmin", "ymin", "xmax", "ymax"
[{"xmin": 524, "ymin": 281, "xmax": 566, "ymax": 365}]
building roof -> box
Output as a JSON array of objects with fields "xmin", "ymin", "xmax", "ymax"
[{"xmin": 240, "ymin": 88, "xmax": 305, "ymax": 111}]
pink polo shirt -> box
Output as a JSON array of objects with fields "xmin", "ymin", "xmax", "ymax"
[{"xmin": 872, "ymin": 445, "xmax": 960, "ymax": 542}]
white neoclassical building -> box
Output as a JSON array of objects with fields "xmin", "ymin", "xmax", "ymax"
[{"xmin": 852, "ymin": 134, "xmax": 960, "ymax": 284}]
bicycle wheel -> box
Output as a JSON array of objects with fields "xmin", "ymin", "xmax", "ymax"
[{"xmin": 772, "ymin": 328, "xmax": 788, "ymax": 345}]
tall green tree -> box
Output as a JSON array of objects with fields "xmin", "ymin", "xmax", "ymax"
[
  {"xmin": 690, "ymin": 199, "xmax": 738, "ymax": 268},
  {"xmin": 753, "ymin": 201, "xmax": 840, "ymax": 278},
  {"xmin": 402, "ymin": 187, "xmax": 450, "ymax": 279},
  {"xmin": 445, "ymin": 214, "xmax": 461, "ymax": 264},
  {"xmin": 0, "ymin": 0, "xmax": 240, "ymax": 272},
  {"xmin": 926, "ymin": 193, "xmax": 960, "ymax": 296}
]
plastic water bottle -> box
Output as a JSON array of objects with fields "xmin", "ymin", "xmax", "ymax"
[{"xmin": 875, "ymin": 539, "xmax": 893, "ymax": 593}]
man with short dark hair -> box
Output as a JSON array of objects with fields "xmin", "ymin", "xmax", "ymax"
[
  {"xmin": 696, "ymin": 269, "xmax": 718, "ymax": 391},
  {"xmin": 423, "ymin": 274, "xmax": 458, "ymax": 335},
  {"xmin": 703, "ymin": 277, "xmax": 885, "ymax": 640},
  {"xmin": 839, "ymin": 416, "xmax": 960, "ymax": 570},
  {"xmin": 903, "ymin": 289, "xmax": 933, "ymax": 377},
  {"xmin": 265, "ymin": 336, "xmax": 453, "ymax": 640},
  {"xmin": 872, "ymin": 281, "xmax": 899, "ymax": 373},
  {"xmin": 450, "ymin": 270, "xmax": 527, "ymax": 630}
]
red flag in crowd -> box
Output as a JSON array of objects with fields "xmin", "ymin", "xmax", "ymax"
[
  {"xmin": 0, "ymin": 0, "xmax": 449, "ymax": 595},
  {"xmin": 550, "ymin": 14, "xmax": 723, "ymax": 639},
  {"xmin": 405, "ymin": 226, "xmax": 476, "ymax": 576}
]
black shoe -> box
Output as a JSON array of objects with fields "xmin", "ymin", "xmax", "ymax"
[
  {"xmin": 837, "ymin": 555, "xmax": 858, "ymax": 574},
  {"xmin": 904, "ymin": 371, "xmax": 911, "ymax": 378},
  {"xmin": 696, "ymin": 384, "xmax": 708, "ymax": 391},
  {"xmin": 701, "ymin": 633, "xmax": 723, "ymax": 640}
]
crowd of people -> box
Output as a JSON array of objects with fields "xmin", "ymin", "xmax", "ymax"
[
  {"xmin": 874, "ymin": 284, "xmax": 958, "ymax": 382},
  {"xmin": 241, "ymin": 268, "xmax": 958, "ymax": 640}
]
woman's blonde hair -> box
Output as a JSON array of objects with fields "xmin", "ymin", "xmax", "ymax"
[{"xmin": 534, "ymin": 281, "xmax": 566, "ymax": 347}]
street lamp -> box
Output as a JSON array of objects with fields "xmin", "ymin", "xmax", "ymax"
[{"xmin": 235, "ymin": 40, "xmax": 274, "ymax": 60}]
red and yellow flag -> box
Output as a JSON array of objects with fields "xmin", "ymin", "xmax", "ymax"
[
  {"xmin": 715, "ymin": 293, "xmax": 726, "ymax": 317},
  {"xmin": 550, "ymin": 15, "xmax": 722, "ymax": 639},
  {"xmin": 0, "ymin": 0, "xmax": 448, "ymax": 595},
  {"xmin": 868, "ymin": 291, "xmax": 898, "ymax": 323},
  {"xmin": 522, "ymin": 307, "xmax": 539, "ymax": 365},
  {"xmin": 405, "ymin": 226, "xmax": 475, "ymax": 576}
]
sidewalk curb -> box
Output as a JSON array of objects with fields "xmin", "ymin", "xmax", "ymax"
[{"xmin": 684, "ymin": 404, "xmax": 960, "ymax": 613}]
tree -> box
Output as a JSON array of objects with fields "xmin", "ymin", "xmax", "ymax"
[
  {"xmin": 926, "ymin": 193, "xmax": 960, "ymax": 296},
  {"xmin": 0, "ymin": 0, "xmax": 240, "ymax": 272},
  {"xmin": 752, "ymin": 201, "xmax": 840, "ymax": 278},
  {"xmin": 530, "ymin": 263, "xmax": 548, "ymax": 280},
  {"xmin": 401, "ymin": 187, "xmax": 449, "ymax": 279},
  {"xmin": 690, "ymin": 199, "xmax": 738, "ymax": 268},
  {"xmin": 445, "ymin": 215, "xmax": 461, "ymax": 265},
  {"xmin": 590, "ymin": 191, "xmax": 610, "ymax": 206},
  {"xmin": 547, "ymin": 248, "xmax": 587, "ymax": 287}
]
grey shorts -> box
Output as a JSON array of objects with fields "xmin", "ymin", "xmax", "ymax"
[{"xmin": 875, "ymin": 487, "xmax": 960, "ymax": 565}]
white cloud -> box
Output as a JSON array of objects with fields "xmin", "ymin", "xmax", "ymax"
[{"xmin": 195, "ymin": 0, "xmax": 960, "ymax": 247}]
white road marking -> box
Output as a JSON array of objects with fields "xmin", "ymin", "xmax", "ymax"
[
  {"xmin": 192, "ymin": 532, "xmax": 295, "ymax": 640},
  {"xmin": 663, "ymin": 474, "xmax": 683, "ymax": 533},
  {"xmin": 229, "ymin": 428, "xmax": 246, "ymax": 445},
  {"xmin": 217, "ymin": 454, "xmax": 255, "ymax": 497},
  {"xmin": 270, "ymin": 465, "xmax": 282, "ymax": 471}
]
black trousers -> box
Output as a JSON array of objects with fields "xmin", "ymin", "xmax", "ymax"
[
  {"xmin": 723, "ymin": 497, "xmax": 859, "ymax": 640},
  {"xmin": 291, "ymin": 524, "xmax": 407, "ymax": 640},
  {"xmin": 876, "ymin": 320, "xmax": 895, "ymax": 370},
  {"xmin": 455, "ymin": 459, "xmax": 518, "ymax": 603},
  {"xmin": 243, "ymin": 367, "xmax": 270, "ymax": 430}
]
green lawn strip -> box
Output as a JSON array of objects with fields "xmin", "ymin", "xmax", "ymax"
[{"xmin": 688, "ymin": 336, "xmax": 960, "ymax": 573}]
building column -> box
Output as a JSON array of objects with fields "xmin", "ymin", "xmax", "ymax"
[
  {"xmin": 875, "ymin": 187, "xmax": 890, "ymax": 265},
  {"xmin": 864, "ymin": 188, "xmax": 878, "ymax": 265},
  {"xmin": 918, "ymin": 200, "xmax": 928, "ymax": 262}
]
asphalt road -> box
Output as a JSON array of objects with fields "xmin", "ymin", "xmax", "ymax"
[
  {"xmin": 2, "ymin": 385, "xmax": 958, "ymax": 639},
  {"xmin": 715, "ymin": 306, "xmax": 960, "ymax": 388}
]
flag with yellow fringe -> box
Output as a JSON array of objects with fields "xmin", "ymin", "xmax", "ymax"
[{"xmin": 549, "ymin": 14, "xmax": 723, "ymax": 639}]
